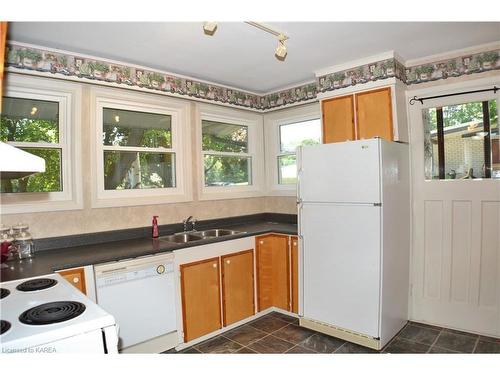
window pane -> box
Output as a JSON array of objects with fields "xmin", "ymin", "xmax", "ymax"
[
  {"xmin": 0, "ymin": 148, "xmax": 62, "ymax": 193},
  {"xmin": 104, "ymin": 151, "xmax": 175, "ymax": 190},
  {"xmin": 202, "ymin": 120, "xmax": 248, "ymax": 153},
  {"xmin": 204, "ymin": 155, "xmax": 251, "ymax": 186},
  {"xmin": 278, "ymin": 154, "xmax": 297, "ymax": 184},
  {"xmin": 423, "ymin": 99, "xmax": 498, "ymax": 180},
  {"xmin": 280, "ymin": 119, "xmax": 321, "ymax": 153},
  {"xmin": 1, "ymin": 97, "xmax": 59, "ymax": 143},
  {"xmin": 103, "ymin": 108, "xmax": 172, "ymax": 148}
]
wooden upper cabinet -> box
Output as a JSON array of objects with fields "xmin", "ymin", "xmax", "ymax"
[
  {"xmin": 322, "ymin": 95, "xmax": 355, "ymax": 143},
  {"xmin": 180, "ymin": 258, "xmax": 222, "ymax": 342},
  {"xmin": 221, "ymin": 250, "xmax": 255, "ymax": 326},
  {"xmin": 355, "ymin": 87, "xmax": 394, "ymax": 141},
  {"xmin": 58, "ymin": 268, "xmax": 86, "ymax": 295},
  {"xmin": 290, "ymin": 236, "xmax": 299, "ymax": 314},
  {"xmin": 256, "ymin": 234, "xmax": 290, "ymax": 312}
]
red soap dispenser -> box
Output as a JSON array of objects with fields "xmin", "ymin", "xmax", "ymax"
[{"xmin": 152, "ymin": 216, "xmax": 159, "ymax": 238}]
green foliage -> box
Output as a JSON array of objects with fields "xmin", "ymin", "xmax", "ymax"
[
  {"xmin": 425, "ymin": 100, "xmax": 498, "ymax": 131},
  {"xmin": 204, "ymin": 155, "xmax": 249, "ymax": 186},
  {"xmin": 149, "ymin": 73, "xmax": 165, "ymax": 84},
  {"xmin": 20, "ymin": 49, "xmax": 42, "ymax": 63},
  {"xmin": 90, "ymin": 62, "xmax": 110, "ymax": 73},
  {"xmin": 103, "ymin": 151, "xmax": 174, "ymax": 190},
  {"xmin": 0, "ymin": 148, "xmax": 61, "ymax": 193},
  {"xmin": 0, "ymin": 111, "xmax": 61, "ymax": 193}
]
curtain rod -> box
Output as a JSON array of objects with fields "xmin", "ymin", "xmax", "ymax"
[{"xmin": 409, "ymin": 86, "xmax": 498, "ymax": 105}]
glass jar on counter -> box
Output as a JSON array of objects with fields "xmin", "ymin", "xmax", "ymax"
[
  {"xmin": 12, "ymin": 223, "xmax": 29, "ymax": 237},
  {"xmin": 14, "ymin": 231, "xmax": 34, "ymax": 260},
  {"xmin": 0, "ymin": 225, "xmax": 11, "ymax": 237}
]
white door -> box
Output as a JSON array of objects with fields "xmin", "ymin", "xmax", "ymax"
[
  {"xmin": 298, "ymin": 139, "xmax": 381, "ymax": 203},
  {"xmin": 301, "ymin": 202, "xmax": 381, "ymax": 337},
  {"xmin": 409, "ymin": 79, "xmax": 500, "ymax": 337}
]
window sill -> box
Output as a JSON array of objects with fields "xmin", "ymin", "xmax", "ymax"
[
  {"xmin": 198, "ymin": 186, "xmax": 265, "ymax": 201},
  {"xmin": 0, "ymin": 196, "xmax": 83, "ymax": 214}
]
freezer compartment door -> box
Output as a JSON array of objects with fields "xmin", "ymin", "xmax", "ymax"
[
  {"xmin": 298, "ymin": 139, "xmax": 381, "ymax": 203},
  {"xmin": 301, "ymin": 202, "xmax": 381, "ymax": 338}
]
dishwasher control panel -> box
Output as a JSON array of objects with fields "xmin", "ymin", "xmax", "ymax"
[{"xmin": 96, "ymin": 262, "xmax": 174, "ymax": 288}]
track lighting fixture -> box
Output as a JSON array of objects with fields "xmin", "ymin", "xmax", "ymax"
[
  {"xmin": 203, "ymin": 22, "xmax": 218, "ymax": 36},
  {"xmin": 202, "ymin": 22, "xmax": 290, "ymax": 61},
  {"xmin": 275, "ymin": 34, "xmax": 288, "ymax": 61}
]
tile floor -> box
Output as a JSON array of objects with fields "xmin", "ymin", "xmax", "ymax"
[{"xmin": 164, "ymin": 312, "xmax": 500, "ymax": 354}]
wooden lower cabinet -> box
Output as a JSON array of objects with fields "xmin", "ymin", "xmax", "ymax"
[
  {"xmin": 221, "ymin": 250, "xmax": 255, "ymax": 326},
  {"xmin": 256, "ymin": 234, "xmax": 290, "ymax": 311},
  {"xmin": 290, "ymin": 236, "xmax": 299, "ymax": 314},
  {"xmin": 57, "ymin": 268, "xmax": 86, "ymax": 295},
  {"xmin": 180, "ymin": 258, "xmax": 222, "ymax": 342}
]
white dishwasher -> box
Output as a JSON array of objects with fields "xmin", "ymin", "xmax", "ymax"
[{"xmin": 94, "ymin": 253, "xmax": 176, "ymax": 351}]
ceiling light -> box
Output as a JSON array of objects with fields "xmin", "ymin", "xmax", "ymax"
[
  {"xmin": 30, "ymin": 107, "xmax": 38, "ymax": 115},
  {"xmin": 203, "ymin": 22, "xmax": 218, "ymax": 36},
  {"xmin": 275, "ymin": 35, "xmax": 288, "ymax": 61},
  {"xmin": 114, "ymin": 115, "xmax": 120, "ymax": 123},
  {"xmin": 245, "ymin": 22, "xmax": 290, "ymax": 62}
]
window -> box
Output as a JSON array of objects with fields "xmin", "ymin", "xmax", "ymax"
[
  {"xmin": 102, "ymin": 108, "xmax": 175, "ymax": 190},
  {"xmin": 278, "ymin": 119, "xmax": 321, "ymax": 184},
  {"xmin": 0, "ymin": 75, "xmax": 82, "ymax": 214},
  {"xmin": 197, "ymin": 104, "xmax": 264, "ymax": 200},
  {"xmin": 202, "ymin": 120, "xmax": 251, "ymax": 187},
  {"xmin": 92, "ymin": 88, "xmax": 191, "ymax": 207},
  {"xmin": 1, "ymin": 97, "xmax": 62, "ymax": 193},
  {"xmin": 423, "ymin": 99, "xmax": 499, "ymax": 180}
]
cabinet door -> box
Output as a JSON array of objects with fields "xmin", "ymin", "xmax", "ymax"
[
  {"xmin": 58, "ymin": 268, "xmax": 86, "ymax": 295},
  {"xmin": 180, "ymin": 258, "xmax": 222, "ymax": 342},
  {"xmin": 256, "ymin": 235, "xmax": 290, "ymax": 311},
  {"xmin": 290, "ymin": 236, "xmax": 299, "ymax": 314},
  {"xmin": 355, "ymin": 87, "xmax": 393, "ymax": 141},
  {"xmin": 322, "ymin": 95, "xmax": 355, "ymax": 143},
  {"xmin": 221, "ymin": 250, "xmax": 255, "ymax": 326}
]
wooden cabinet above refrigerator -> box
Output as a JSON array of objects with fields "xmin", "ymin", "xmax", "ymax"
[{"xmin": 321, "ymin": 81, "xmax": 408, "ymax": 143}]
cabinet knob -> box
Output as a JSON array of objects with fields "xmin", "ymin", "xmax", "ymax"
[
  {"xmin": 226, "ymin": 260, "xmax": 231, "ymax": 264},
  {"xmin": 259, "ymin": 240, "xmax": 264, "ymax": 245},
  {"xmin": 213, "ymin": 263, "xmax": 217, "ymax": 268},
  {"xmin": 72, "ymin": 277, "xmax": 79, "ymax": 284},
  {"xmin": 293, "ymin": 242, "xmax": 297, "ymax": 246}
]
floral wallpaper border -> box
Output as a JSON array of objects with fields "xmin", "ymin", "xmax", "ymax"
[
  {"xmin": 405, "ymin": 49, "xmax": 499, "ymax": 84},
  {"xmin": 5, "ymin": 43, "xmax": 264, "ymax": 110},
  {"xmin": 4, "ymin": 43, "xmax": 500, "ymax": 112},
  {"xmin": 316, "ymin": 57, "xmax": 407, "ymax": 94}
]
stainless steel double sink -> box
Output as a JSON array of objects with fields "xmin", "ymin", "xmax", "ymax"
[{"xmin": 159, "ymin": 229, "xmax": 244, "ymax": 244}]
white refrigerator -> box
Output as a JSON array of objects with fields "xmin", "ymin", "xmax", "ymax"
[{"xmin": 297, "ymin": 138, "xmax": 410, "ymax": 349}]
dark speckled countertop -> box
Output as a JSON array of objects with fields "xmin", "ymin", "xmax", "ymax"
[{"xmin": 0, "ymin": 219, "xmax": 297, "ymax": 282}]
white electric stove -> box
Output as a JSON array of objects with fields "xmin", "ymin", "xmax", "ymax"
[{"xmin": 0, "ymin": 273, "xmax": 118, "ymax": 354}]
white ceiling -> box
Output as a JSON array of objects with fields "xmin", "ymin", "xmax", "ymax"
[{"xmin": 8, "ymin": 22, "xmax": 500, "ymax": 93}]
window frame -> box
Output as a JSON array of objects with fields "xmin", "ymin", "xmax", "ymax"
[
  {"xmin": 90, "ymin": 87, "xmax": 192, "ymax": 208},
  {"xmin": 196, "ymin": 103, "xmax": 264, "ymax": 200},
  {"xmin": 420, "ymin": 91, "xmax": 499, "ymax": 182},
  {"xmin": 264, "ymin": 103, "xmax": 321, "ymax": 196},
  {"xmin": 0, "ymin": 74, "xmax": 82, "ymax": 213}
]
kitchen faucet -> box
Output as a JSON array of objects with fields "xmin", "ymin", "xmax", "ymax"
[{"xmin": 183, "ymin": 216, "xmax": 197, "ymax": 232}]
